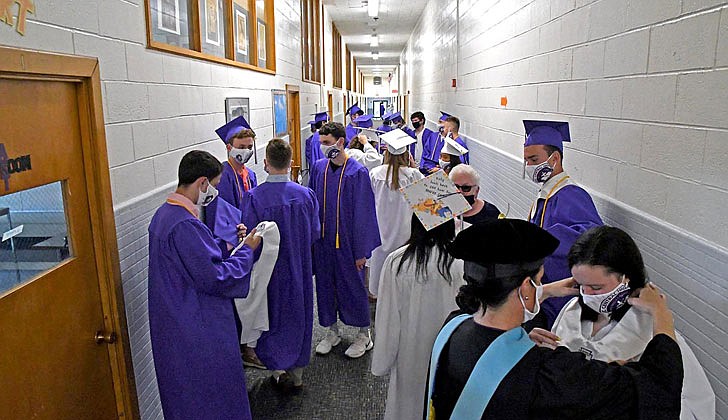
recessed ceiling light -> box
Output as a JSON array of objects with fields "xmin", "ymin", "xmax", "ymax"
[
  {"xmin": 370, "ymin": 34, "xmax": 379, "ymax": 47},
  {"xmin": 368, "ymin": 0, "xmax": 379, "ymax": 18}
]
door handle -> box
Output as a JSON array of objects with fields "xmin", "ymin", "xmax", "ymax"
[{"xmin": 94, "ymin": 331, "xmax": 117, "ymax": 345}]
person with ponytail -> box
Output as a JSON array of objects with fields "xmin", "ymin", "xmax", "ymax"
[
  {"xmin": 372, "ymin": 215, "xmax": 463, "ymax": 420},
  {"xmin": 427, "ymin": 219, "xmax": 684, "ymax": 420}
]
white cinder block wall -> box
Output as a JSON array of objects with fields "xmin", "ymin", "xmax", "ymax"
[
  {"xmin": 402, "ymin": 0, "xmax": 728, "ymax": 417},
  {"xmin": 0, "ymin": 0, "xmax": 353, "ymax": 418}
]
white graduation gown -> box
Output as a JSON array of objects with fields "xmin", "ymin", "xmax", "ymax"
[
  {"xmin": 371, "ymin": 245, "xmax": 464, "ymax": 420},
  {"xmin": 346, "ymin": 142, "xmax": 383, "ymax": 171},
  {"xmin": 552, "ymin": 298, "xmax": 715, "ymax": 420},
  {"xmin": 368, "ymin": 165, "xmax": 424, "ymax": 296}
]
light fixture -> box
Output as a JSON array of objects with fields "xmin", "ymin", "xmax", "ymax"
[
  {"xmin": 372, "ymin": 51, "xmax": 379, "ymax": 60},
  {"xmin": 368, "ymin": 0, "xmax": 379, "ymax": 18},
  {"xmin": 370, "ymin": 34, "xmax": 379, "ymax": 47}
]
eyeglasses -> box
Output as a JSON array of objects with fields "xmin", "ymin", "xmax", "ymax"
[{"xmin": 454, "ymin": 184, "xmax": 475, "ymax": 192}]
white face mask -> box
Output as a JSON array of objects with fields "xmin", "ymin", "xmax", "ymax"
[
  {"xmin": 524, "ymin": 153, "xmax": 555, "ymax": 184},
  {"xmin": 321, "ymin": 143, "xmax": 341, "ymax": 160},
  {"xmin": 438, "ymin": 159, "xmax": 449, "ymax": 169},
  {"xmin": 229, "ymin": 147, "xmax": 253, "ymax": 165},
  {"xmin": 519, "ymin": 279, "xmax": 543, "ymax": 323},
  {"xmin": 196, "ymin": 181, "xmax": 218, "ymax": 207},
  {"xmin": 580, "ymin": 277, "xmax": 631, "ymax": 313}
]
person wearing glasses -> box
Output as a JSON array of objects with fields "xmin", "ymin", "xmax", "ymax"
[{"xmin": 449, "ymin": 165, "xmax": 501, "ymax": 226}]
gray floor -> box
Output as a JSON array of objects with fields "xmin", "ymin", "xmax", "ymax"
[{"xmin": 245, "ymin": 303, "xmax": 388, "ymax": 419}]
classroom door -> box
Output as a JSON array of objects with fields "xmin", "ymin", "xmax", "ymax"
[
  {"xmin": 327, "ymin": 92, "xmax": 333, "ymax": 122},
  {"xmin": 287, "ymin": 85, "xmax": 302, "ymax": 183},
  {"xmin": 0, "ymin": 79, "xmax": 119, "ymax": 417}
]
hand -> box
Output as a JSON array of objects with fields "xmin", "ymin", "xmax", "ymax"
[
  {"xmin": 428, "ymin": 167, "xmax": 440, "ymax": 174},
  {"xmin": 236, "ymin": 224, "xmax": 247, "ymax": 240},
  {"xmin": 242, "ymin": 228, "xmax": 262, "ymax": 251},
  {"xmin": 408, "ymin": 154, "xmax": 416, "ymax": 168},
  {"xmin": 529, "ymin": 328, "xmax": 560, "ymax": 349},
  {"xmin": 355, "ymin": 257, "xmax": 366, "ymax": 271},
  {"xmin": 542, "ymin": 277, "xmax": 579, "ymax": 300},
  {"xmin": 628, "ymin": 283, "xmax": 669, "ymax": 315}
]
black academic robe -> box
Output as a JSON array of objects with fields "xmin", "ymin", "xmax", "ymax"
[{"xmin": 431, "ymin": 318, "xmax": 683, "ymax": 420}]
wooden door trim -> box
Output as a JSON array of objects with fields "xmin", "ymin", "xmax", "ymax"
[{"xmin": 0, "ymin": 46, "xmax": 139, "ymax": 420}]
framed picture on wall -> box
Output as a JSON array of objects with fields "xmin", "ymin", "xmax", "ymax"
[
  {"xmin": 224, "ymin": 97, "xmax": 257, "ymax": 164},
  {"xmin": 234, "ymin": 9, "xmax": 248, "ymax": 55},
  {"xmin": 272, "ymin": 90, "xmax": 287, "ymax": 138},
  {"xmin": 204, "ymin": 0, "xmax": 220, "ymax": 46},
  {"xmin": 157, "ymin": 0, "xmax": 181, "ymax": 35},
  {"xmin": 257, "ymin": 21, "xmax": 267, "ymax": 61}
]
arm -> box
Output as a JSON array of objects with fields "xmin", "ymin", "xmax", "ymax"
[
  {"xmin": 352, "ymin": 168, "xmax": 382, "ymax": 261},
  {"xmin": 361, "ymin": 142, "xmax": 383, "ymax": 170}
]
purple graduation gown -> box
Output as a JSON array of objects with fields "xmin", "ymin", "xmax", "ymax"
[
  {"xmin": 305, "ymin": 132, "xmax": 325, "ymax": 169},
  {"xmin": 148, "ymin": 202, "xmax": 255, "ymax": 420},
  {"xmin": 309, "ymin": 157, "xmax": 382, "ymax": 327},
  {"xmin": 530, "ymin": 184, "xmax": 603, "ymax": 326},
  {"xmin": 345, "ymin": 124, "xmax": 358, "ymax": 146},
  {"xmin": 204, "ymin": 161, "xmax": 258, "ymax": 236},
  {"xmin": 240, "ymin": 180, "xmax": 320, "ymax": 370}
]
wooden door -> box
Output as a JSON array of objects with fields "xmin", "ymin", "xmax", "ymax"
[
  {"xmin": 0, "ymin": 47, "xmax": 137, "ymax": 420},
  {"xmin": 287, "ymin": 84, "xmax": 302, "ymax": 183},
  {"xmin": 327, "ymin": 92, "xmax": 333, "ymax": 122}
]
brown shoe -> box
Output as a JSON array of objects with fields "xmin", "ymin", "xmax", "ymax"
[{"xmin": 242, "ymin": 348, "xmax": 267, "ymax": 370}]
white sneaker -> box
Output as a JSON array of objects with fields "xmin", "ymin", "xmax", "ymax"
[
  {"xmin": 315, "ymin": 330, "xmax": 341, "ymax": 355},
  {"xmin": 345, "ymin": 332, "xmax": 374, "ymax": 358}
]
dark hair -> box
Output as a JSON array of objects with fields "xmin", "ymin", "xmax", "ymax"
[
  {"xmin": 456, "ymin": 267, "xmax": 542, "ymax": 314},
  {"xmin": 314, "ymin": 121, "xmax": 324, "ymax": 130},
  {"xmin": 543, "ymin": 145, "xmax": 563, "ymax": 163},
  {"xmin": 178, "ymin": 150, "xmax": 222, "ymax": 186},
  {"xmin": 444, "ymin": 154, "xmax": 462, "ymax": 175},
  {"xmin": 383, "ymin": 119, "xmax": 392, "ymax": 126},
  {"xmin": 319, "ymin": 122, "xmax": 346, "ymax": 142},
  {"xmin": 354, "ymin": 110, "xmax": 365, "ymax": 118},
  {"xmin": 445, "ymin": 116, "xmax": 460, "ymax": 132},
  {"xmin": 568, "ymin": 226, "xmax": 647, "ymax": 322},
  {"xmin": 266, "ymin": 138, "xmax": 292, "ymax": 170},
  {"xmin": 411, "ymin": 111, "xmax": 425, "ymax": 121},
  {"xmin": 397, "ymin": 215, "xmax": 456, "ymax": 284}
]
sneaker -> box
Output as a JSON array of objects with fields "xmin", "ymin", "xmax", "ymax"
[
  {"xmin": 270, "ymin": 372, "xmax": 303, "ymax": 393},
  {"xmin": 344, "ymin": 332, "xmax": 374, "ymax": 358},
  {"xmin": 242, "ymin": 348, "xmax": 267, "ymax": 370},
  {"xmin": 315, "ymin": 330, "xmax": 341, "ymax": 355}
]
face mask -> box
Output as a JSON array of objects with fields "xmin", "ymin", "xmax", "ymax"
[
  {"xmin": 519, "ymin": 279, "xmax": 543, "ymax": 322},
  {"xmin": 463, "ymin": 194, "xmax": 476, "ymax": 205},
  {"xmin": 580, "ymin": 277, "xmax": 631, "ymax": 313},
  {"xmin": 524, "ymin": 153, "xmax": 555, "ymax": 184},
  {"xmin": 320, "ymin": 143, "xmax": 341, "ymax": 160},
  {"xmin": 412, "ymin": 121, "xmax": 423, "ymax": 129},
  {"xmin": 197, "ymin": 181, "xmax": 218, "ymax": 207},
  {"xmin": 229, "ymin": 147, "xmax": 253, "ymax": 165},
  {"xmin": 438, "ymin": 126, "xmax": 445, "ymax": 135},
  {"xmin": 438, "ymin": 159, "xmax": 449, "ymax": 169}
]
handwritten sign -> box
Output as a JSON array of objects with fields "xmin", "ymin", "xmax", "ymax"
[{"xmin": 401, "ymin": 170, "xmax": 471, "ymax": 231}]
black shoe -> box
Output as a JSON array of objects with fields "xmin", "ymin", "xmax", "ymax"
[{"xmin": 270, "ymin": 373, "xmax": 303, "ymax": 394}]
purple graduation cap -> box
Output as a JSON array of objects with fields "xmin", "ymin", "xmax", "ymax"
[
  {"xmin": 353, "ymin": 114, "xmax": 374, "ymax": 129},
  {"xmin": 388, "ymin": 112, "xmax": 404, "ymax": 123},
  {"xmin": 439, "ymin": 111, "xmax": 452, "ymax": 122},
  {"xmin": 213, "ymin": 197, "xmax": 242, "ymax": 245},
  {"xmin": 523, "ymin": 120, "xmax": 571, "ymax": 151},
  {"xmin": 382, "ymin": 111, "xmax": 393, "ymax": 121},
  {"xmin": 346, "ymin": 102, "xmax": 362, "ymax": 116},
  {"xmin": 308, "ymin": 111, "xmax": 329, "ymax": 125},
  {"xmin": 215, "ymin": 116, "xmax": 251, "ymax": 144}
]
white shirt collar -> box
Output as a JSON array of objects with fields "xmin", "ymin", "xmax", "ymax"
[{"xmin": 536, "ymin": 171, "xmax": 570, "ymax": 199}]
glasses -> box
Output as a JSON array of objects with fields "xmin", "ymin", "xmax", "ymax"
[{"xmin": 454, "ymin": 184, "xmax": 475, "ymax": 192}]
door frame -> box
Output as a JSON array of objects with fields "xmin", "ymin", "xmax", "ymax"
[
  {"xmin": 286, "ymin": 84, "xmax": 302, "ymax": 182},
  {"xmin": 0, "ymin": 46, "xmax": 139, "ymax": 419}
]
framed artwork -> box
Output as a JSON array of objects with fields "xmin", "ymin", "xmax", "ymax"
[
  {"xmin": 225, "ymin": 97, "xmax": 257, "ymax": 164},
  {"xmin": 272, "ymin": 90, "xmax": 288, "ymax": 138},
  {"xmin": 234, "ymin": 9, "xmax": 248, "ymax": 56},
  {"xmin": 257, "ymin": 21, "xmax": 267, "ymax": 62},
  {"xmin": 157, "ymin": 0, "xmax": 181, "ymax": 35},
  {"xmin": 204, "ymin": 0, "xmax": 220, "ymax": 46}
]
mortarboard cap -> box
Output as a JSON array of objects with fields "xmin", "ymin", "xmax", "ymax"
[
  {"xmin": 442, "ymin": 137, "xmax": 468, "ymax": 156},
  {"xmin": 451, "ymin": 218, "xmax": 559, "ymax": 280},
  {"xmin": 388, "ymin": 112, "xmax": 404, "ymax": 123},
  {"xmin": 380, "ymin": 129, "xmax": 416, "ymax": 155},
  {"xmin": 346, "ymin": 103, "xmax": 362, "ymax": 116},
  {"xmin": 308, "ymin": 111, "xmax": 329, "ymax": 125},
  {"xmin": 523, "ymin": 120, "xmax": 571, "ymax": 151},
  {"xmin": 213, "ymin": 198, "xmax": 243, "ymax": 245},
  {"xmin": 439, "ymin": 111, "xmax": 452, "ymax": 121},
  {"xmin": 382, "ymin": 111, "xmax": 393, "ymax": 121},
  {"xmin": 353, "ymin": 114, "xmax": 374, "ymax": 128},
  {"xmin": 215, "ymin": 116, "xmax": 252, "ymax": 144}
]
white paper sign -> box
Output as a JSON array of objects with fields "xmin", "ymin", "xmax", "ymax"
[
  {"xmin": 400, "ymin": 171, "xmax": 471, "ymax": 231},
  {"xmin": 2, "ymin": 225, "xmax": 23, "ymax": 242}
]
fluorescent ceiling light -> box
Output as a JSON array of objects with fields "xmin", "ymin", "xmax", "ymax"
[
  {"xmin": 368, "ymin": 0, "xmax": 379, "ymax": 18},
  {"xmin": 372, "ymin": 51, "xmax": 379, "ymax": 60},
  {"xmin": 370, "ymin": 34, "xmax": 379, "ymax": 47}
]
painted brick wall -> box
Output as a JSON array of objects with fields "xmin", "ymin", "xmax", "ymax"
[
  {"xmin": 0, "ymin": 0, "xmax": 351, "ymax": 418},
  {"xmin": 403, "ymin": 0, "xmax": 728, "ymax": 418}
]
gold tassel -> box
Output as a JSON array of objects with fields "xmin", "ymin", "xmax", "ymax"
[{"xmin": 336, "ymin": 233, "xmax": 340, "ymax": 249}]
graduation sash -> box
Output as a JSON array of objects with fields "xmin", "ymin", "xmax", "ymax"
[{"xmin": 427, "ymin": 314, "xmax": 534, "ymax": 419}]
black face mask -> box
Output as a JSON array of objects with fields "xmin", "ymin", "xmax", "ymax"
[
  {"xmin": 464, "ymin": 194, "xmax": 476, "ymax": 205},
  {"xmin": 412, "ymin": 121, "xmax": 423, "ymax": 129}
]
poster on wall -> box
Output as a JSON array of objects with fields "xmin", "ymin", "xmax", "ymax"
[
  {"xmin": 272, "ymin": 90, "xmax": 288, "ymax": 138},
  {"xmin": 157, "ymin": 0, "xmax": 181, "ymax": 34},
  {"xmin": 257, "ymin": 21, "xmax": 267, "ymax": 61},
  {"xmin": 235, "ymin": 9, "xmax": 248, "ymax": 55},
  {"xmin": 225, "ymin": 97, "xmax": 257, "ymax": 164},
  {"xmin": 204, "ymin": 0, "xmax": 220, "ymax": 46}
]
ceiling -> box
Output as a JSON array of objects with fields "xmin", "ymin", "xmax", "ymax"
[{"xmin": 323, "ymin": 0, "xmax": 429, "ymax": 75}]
